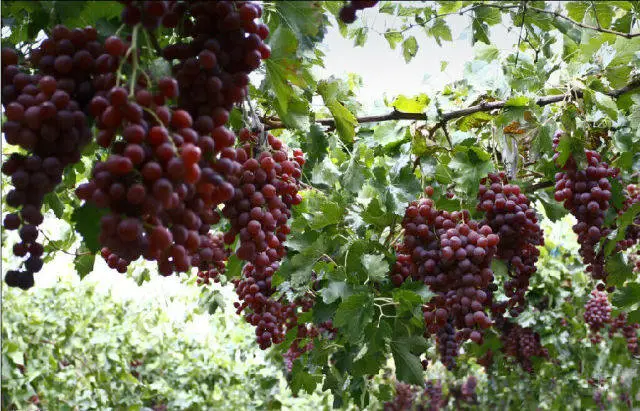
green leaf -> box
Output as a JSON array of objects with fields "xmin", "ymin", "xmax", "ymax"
[
  {"xmin": 264, "ymin": 25, "xmax": 310, "ymax": 130},
  {"xmin": 474, "ymin": 43, "xmax": 499, "ymax": 61},
  {"xmin": 565, "ymin": 2, "xmax": 588, "ymax": 22},
  {"xmin": 604, "ymin": 202, "xmax": 640, "ymax": 255},
  {"xmin": 225, "ymin": 254, "xmax": 243, "ymax": 279},
  {"xmin": 71, "ymin": 203, "xmax": 107, "ymax": 254},
  {"xmin": 74, "ymin": 249, "xmax": 95, "ymax": 279},
  {"xmin": 538, "ymin": 190, "xmax": 569, "ymax": 221},
  {"xmin": 426, "ymin": 18, "xmax": 452, "ymax": 45},
  {"xmin": 334, "ymin": 293, "xmax": 374, "ymax": 343},
  {"xmin": 384, "ymin": 31, "xmax": 403, "ymax": 49},
  {"xmin": 391, "ymin": 94, "xmax": 430, "ymax": 114},
  {"xmin": 372, "ymin": 122, "xmax": 408, "ymax": 148},
  {"xmin": 594, "ymin": 92, "xmax": 618, "ymax": 120},
  {"xmin": 318, "ymin": 79, "xmax": 358, "ymax": 143},
  {"xmin": 391, "ymin": 335, "xmax": 427, "ymax": 384},
  {"xmin": 272, "ymin": 1, "xmax": 326, "ymax": 50},
  {"xmin": 322, "ymin": 281, "xmax": 348, "ymax": 304},
  {"xmin": 491, "ymin": 259, "xmax": 509, "ymax": 278},
  {"xmin": 392, "ymin": 289, "xmax": 423, "ymax": 314},
  {"xmin": 606, "ymin": 253, "xmax": 633, "ymax": 287},
  {"xmin": 290, "ymin": 362, "xmax": 323, "ymax": 395},
  {"xmin": 43, "ymin": 192, "xmax": 65, "ymax": 218},
  {"xmin": 471, "ymin": 19, "xmax": 490, "ymax": 44},
  {"xmin": 361, "ymin": 254, "xmax": 388, "ymax": 282},
  {"xmin": 401, "ymin": 36, "xmax": 418, "ymax": 63},
  {"xmin": 301, "ymin": 124, "xmax": 328, "ymax": 168},
  {"xmin": 474, "ymin": 5, "xmax": 502, "ymax": 25},
  {"xmin": 612, "ymin": 283, "xmax": 640, "ymax": 309},
  {"xmin": 448, "ymin": 146, "xmax": 493, "ymax": 199},
  {"xmin": 437, "ymin": 1, "xmax": 462, "ymax": 14},
  {"xmin": 300, "ymin": 190, "xmax": 342, "ymax": 230},
  {"xmin": 279, "ymin": 237, "xmax": 327, "ymax": 287},
  {"xmin": 505, "ymin": 96, "xmax": 530, "ymax": 107},
  {"xmin": 311, "ymin": 156, "xmax": 341, "ymax": 187}
]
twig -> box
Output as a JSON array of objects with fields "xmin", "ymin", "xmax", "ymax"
[
  {"xmin": 148, "ymin": 31, "xmax": 164, "ymax": 58},
  {"xmin": 514, "ymin": 1, "xmax": 527, "ymax": 67},
  {"xmin": 524, "ymin": 180, "xmax": 554, "ymax": 193},
  {"xmin": 525, "ymin": 4, "xmax": 640, "ymax": 39},
  {"xmin": 39, "ymin": 230, "xmax": 90, "ymax": 257},
  {"xmin": 265, "ymin": 79, "xmax": 640, "ymax": 130}
]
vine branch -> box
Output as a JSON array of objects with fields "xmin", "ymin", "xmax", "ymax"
[{"xmin": 263, "ymin": 79, "xmax": 640, "ymax": 130}]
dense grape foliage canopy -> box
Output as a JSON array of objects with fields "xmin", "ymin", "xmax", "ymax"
[{"xmin": 2, "ymin": 1, "xmax": 640, "ymax": 409}]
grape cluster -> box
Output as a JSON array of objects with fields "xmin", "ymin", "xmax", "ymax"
[
  {"xmin": 76, "ymin": 80, "xmax": 230, "ymax": 275},
  {"xmin": 28, "ymin": 25, "xmax": 118, "ymax": 111},
  {"xmin": 2, "ymin": 25, "xmax": 116, "ymax": 288},
  {"xmin": 609, "ymin": 313, "xmax": 639, "ymax": 354},
  {"xmin": 615, "ymin": 184, "xmax": 640, "ymax": 253},
  {"xmin": 478, "ymin": 172, "xmax": 544, "ymax": 316},
  {"xmin": 421, "ymin": 380, "xmax": 446, "ymax": 411},
  {"xmin": 435, "ymin": 320, "xmax": 458, "ymax": 370},
  {"xmin": 393, "ymin": 190, "xmax": 498, "ymax": 367},
  {"xmin": 500, "ymin": 321, "xmax": 548, "ymax": 373},
  {"xmin": 459, "ymin": 376, "xmax": 478, "ymax": 404},
  {"xmin": 583, "ymin": 290, "xmax": 612, "ymax": 333},
  {"xmin": 161, "ymin": 1, "xmax": 270, "ymax": 133},
  {"xmin": 339, "ymin": 1, "xmax": 379, "ymax": 24},
  {"xmin": 196, "ymin": 233, "xmax": 230, "ymax": 285},
  {"xmin": 553, "ymin": 133, "xmax": 619, "ymax": 280},
  {"xmin": 227, "ymin": 132, "xmax": 305, "ymax": 348},
  {"xmin": 118, "ymin": 1, "xmax": 185, "ymax": 30},
  {"xmin": 384, "ymin": 383, "xmax": 416, "ymax": 411}
]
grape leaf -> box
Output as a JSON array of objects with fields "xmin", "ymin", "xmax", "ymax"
[
  {"xmin": 402, "ymin": 36, "xmax": 418, "ymax": 62},
  {"xmin": 318, "ymin": 80, "xmax": 358, "ymax": 143},
  {"xmin": 391, "ymin": 94, "xmax": 430, "ymax": 114},
  {"xmin": 291, "ymin": 362, "xmax": 323, "ymax": 395},
  {"xmin": 361, "ymin": 254, "xmax": 388, "ymax": 282},
  {"xmin": 71, "ymin": 203, "xmax": 107, "ymax": 254},
  {"xmin": 74, "ymin": 253, "xmax": 95, "ymax": 280},
  {"xmin": 604, "ymin": 202, "xmax": 640, "ymax": 255},
  {"xmin": 612, "ymin": 283, "xmax": 640, "ymax": 309},
  {"xmin": 272, "ymin": 1, "xmax": 326, "ymax": 51},
  {"xmin": 391, "ymin": 335, "xmax": 427, "ymax": 384},
  {"xmin": 334, "ymin": 293, "xmax": 374, "ymax": 343},
  {"xmin": 606, "ymin": 253, "xmax": 633, "ymax": 287}
]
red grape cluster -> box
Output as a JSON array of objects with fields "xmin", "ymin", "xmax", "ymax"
[
  {"xmin": 161, "ymin": 1, "xmax": 270, "ymax": 134},
  {"xmin": 421, "ymin": 380, "xmax": 446, "ymax": 411},
  {"xmin": 339, "ymin": 1, "xmax": 379, "ymax": 24},
  {"xmin": 609, "ymin": 313, "xmax": 639, "ymax": 354},
  {"xmin": 459, "ymin": 376, "xmax": 478, "ymax": 404},
  {"xmin": 384, "ymin": 383, "xmax": 416, "ymax": 411},
  {"xmin": 390, "ymin": 247, "xmax": 415, "ymax": 286},
  {"xmin": 583, "ymin": 290, "xmax": 612, "ymax": 333},
  {"xmin": 391, "ymin": 191, "xmax": 500, "ymax": 367},
  {"xmin": 196, "ymin": 233, "xmax": 230, "ymax": 285},
  {"xmin": 435, "ymin": 320, "xmax": 459, "ymax": 370},
  {"xmin": 386, "ymin": 378, "xmax": 478, "ymax": 411},
  {"xmin": 227, "ymin": 132, "xmax": 305, "ymax": 349},
  {"xmin": 76, "ymin": 81, "xmax": 228, "ymax": 275},
  {"xmin": 2, "ymin": 25, "xmax": 116, "ymax": 288},
  {"xmin": 500, "ymin": 321, "xmax": 548, "ymax": 373},
  {"xmin": 118, "ymin": 1, "xmax": 185, "ymax": 30},
  {"xmin": 553, "ymin": 133, "xmax": 619, "ymax": 280},
  {"xmin": 615, "ymin": 184, "xmax": 640, "ymax": 253},
  {"xmin": 284, "ymin": 316, "xmax": 337, "ymax": 372},
  {"xmin": 393, "ymin": 190, "xmax": 498, "ymax": 367},
  {"xmin": 478, "ymin": 172, "xmax": 544, "ymax": 317}
]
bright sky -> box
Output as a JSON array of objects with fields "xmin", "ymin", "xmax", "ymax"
[
  {"xmin": 314, "ymin": 6, "xmax": 521, "ymax": 112},
  {"xmin": 6, "ymin": 4, "xmax": 524, "ymax": 304}
]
